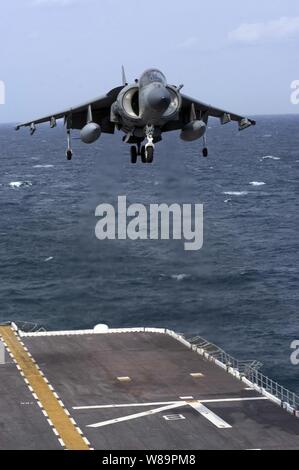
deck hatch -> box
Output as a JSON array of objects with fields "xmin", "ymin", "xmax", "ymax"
[{"xmin": 163, "ymin": 414, "xmax": 186, "ymax": 421}]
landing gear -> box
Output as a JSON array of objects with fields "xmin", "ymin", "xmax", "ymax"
[
  {"xmin": 145, "ymin": 145, "xmax": 154, "ymax": 163},
  {"xmin": 141, "ymin": 145, "xmax": 146, "ymax": 163},
  {"xmin": 130, "ymin": 145, "xmax": 138, "ymax": 164},
  {"xmin": 128, "ymin": 126, "xmax": 156, "ymax": 164},
  {"xmin": 202, "ymin": 147, "xmax": 208, "ymax": 158},
  {"xmin": 202, "ymin": 134, "xmax": 208, "ymax": 157},
  {"xmin": 66, "ymin": 149, "xmax": 73, "ymax": 161},
  {"xmin": 66, "ymin": 130, "xmax": 73, "ymax": 161},
  {"xmin": 130, "ymin": 143, "xmax": 154, "ymax": 164},
  {"xmin": 145, "ymin": 124, "xmax": 155, "ymax": 163},
  {"xmin": 139, "ymin": 144, "xmax": 154, "ymax": 163}
]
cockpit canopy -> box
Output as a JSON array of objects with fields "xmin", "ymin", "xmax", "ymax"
[{"xmin": 139, "ymin": 69, "xmax": 167, "ymax": 88}]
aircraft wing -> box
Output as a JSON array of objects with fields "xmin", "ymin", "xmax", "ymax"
[
  {"xmin": 162, "ymin": 94, "xmax": 256, "ymax": 133},
  {"xmin": 182, "ymin": 94, "xmax": 256, "ymax": 129},
  {"xmin": 15, "ymin": 86, "xmax": 124, "ymax": 133}
]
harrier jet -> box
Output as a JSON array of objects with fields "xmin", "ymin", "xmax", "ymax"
[{"xmin": 15, "ymin": 68, "xmax": 256, "ymax": 164}]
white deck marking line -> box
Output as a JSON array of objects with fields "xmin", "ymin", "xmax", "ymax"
[
  {"xmin": 188, "ymin": 401, "xmax": 232, "ymax": 429},
  {"xmin": 201, "ymin": 397, "xmax": 268, "ymax": 404},
  {"xmin": 87, "ymin": 403, "xmax": 184, "ymax": 429},
  {"xmin": 74, "ymin": 401, "xmax": 182, "ymax": 410},
  {"xmin": 74, "ymin": 396, "xmax": 268, "ymax": 411},
  {"xmin": 58, "ymin": 438, "xmax": 65, "ymax": 448},
  {"xmin": 77, "ymin": 397, "xmax": 269, "ymax": 430}
]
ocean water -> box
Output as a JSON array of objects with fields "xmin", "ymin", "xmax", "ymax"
[{"xmin": 0, "ymin": 115, "xmax": 298, "ymax": 393}]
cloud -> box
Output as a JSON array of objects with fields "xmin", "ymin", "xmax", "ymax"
[{"xmin": 228, "ymin": 16, "xmax": 299, "ymax": 44}]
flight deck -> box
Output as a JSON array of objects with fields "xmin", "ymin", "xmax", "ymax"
[{"xmin": 0, "ymin": 324, "xmax": 299, "ymax": 450}]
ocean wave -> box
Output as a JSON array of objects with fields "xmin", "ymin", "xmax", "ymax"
[
  {"xmin": 33, "ymin": 164, "xmax": 54, "ymax": 169},
  {"xmin": 9, "ymin": 181, "xmax": 33, "ymax": 189},
  {"xmin": 223, "ymin": 191, "xmax": 248, "ymax": 196},
  {"xmin": 249, "ymin": 182, "xmax": 266, "ymax": 186},
  {"xmin": 171, "ymin": 274, "xmax": 190, "ymax": 282},
  {"xmin": 262, "ymin": 156, "xmax": 280, "ymax": 161}
]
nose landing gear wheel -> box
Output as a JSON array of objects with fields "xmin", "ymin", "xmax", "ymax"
[
  {"xmin": 141, "ymin": 146, "xmax": 146, "ymax": 164},
  {"xmin": 130, "ymin": 146, "xmax": 138, "ymax": 164}
]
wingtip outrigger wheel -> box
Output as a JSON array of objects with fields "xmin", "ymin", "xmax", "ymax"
[
  {"xmin": 66, "ymin": 129, "xmax": 73, "ymax": 160},
  {"xmin": 202, "ymin": 134, "xmax": 208, "ymax": 157},
  {"xmin": 66, "ymin": 149, "xmax": 73, "ymax": 161}
]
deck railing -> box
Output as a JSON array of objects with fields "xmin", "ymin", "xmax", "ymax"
[{"xmin": 187, "ymin": 335, "xmax": 299, "ymax": 412}]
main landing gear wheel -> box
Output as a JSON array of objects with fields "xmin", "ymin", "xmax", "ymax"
[
  {"xmin": 130, "ymin": 146, "xmax": 138, "ymax": 164},
  {"xmin": 202, "ymin": 147, "xmax": 208, "ymax": 158},
  {"xmin": 141, "ymin": 146, "xmax": 146, "ymax": 163},
  {"xmin": 145, "ymin": 145, "xmax": 154, "ymax": 163}
]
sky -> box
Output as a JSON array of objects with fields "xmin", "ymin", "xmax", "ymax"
[{"xmin": 0, "ymin": 0, "xmax": 299, "ymax": 123}]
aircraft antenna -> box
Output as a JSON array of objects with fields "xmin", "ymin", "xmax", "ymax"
[{"xmin": 122, "ymin": 65, "xmax": 128, "ymax": 86}]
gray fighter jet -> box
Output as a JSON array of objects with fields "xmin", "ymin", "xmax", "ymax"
[{"xmin": 15, "ymin": 68, "xmax": 256, "ymax": 163}]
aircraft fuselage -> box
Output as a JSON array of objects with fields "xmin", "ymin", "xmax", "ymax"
[{"xmin": 111, "ymin": 69, "xmax": 182, "ymax": 142}]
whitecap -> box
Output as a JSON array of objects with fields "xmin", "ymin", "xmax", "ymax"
[
  {"xmin": 44, "ymin": 257, "xmax": 54, "ymax": 262},
  {"xmin": 262, "ymin": 156, "xmax": 280, "ymax": 161},
  {"xmin": 9, "ymin": 181, "xmax": 32, "ymax": 189},
  {"xmin": 263, "ymin": 134, "xmax": 272, "ymax": 138},
  {"xmin": 171, "ymin": 274, "xmax": 190, "ymax": 282},
  {"xmin": 33, "ymin": 164, "xmax": 54, "ymax": 169},
  {"xmin": 249, "ymin": 182, "xmax": 266, "ymax": 187},
  {"xmin": 223, "ymin": 191, "xmax": 248, "ymax": 196}
]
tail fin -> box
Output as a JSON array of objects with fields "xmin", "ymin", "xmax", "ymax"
[{"xmin": 122, "ymin": 65, "xmax": 128, "ymax": 86}]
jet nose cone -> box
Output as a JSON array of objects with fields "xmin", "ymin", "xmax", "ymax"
[{"xmin": 148, "ymin": 87, "xmax": 171, "ymax": 113}]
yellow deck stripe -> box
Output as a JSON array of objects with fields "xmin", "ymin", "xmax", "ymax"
[{"xmin": 0, "ymin": 326, "xmax": 90, "ymax": 451}]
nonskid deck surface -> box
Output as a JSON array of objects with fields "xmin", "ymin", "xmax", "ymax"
[{"xmin": 0, "ymin": 326, "xmax": 299, "ymax": 450}]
